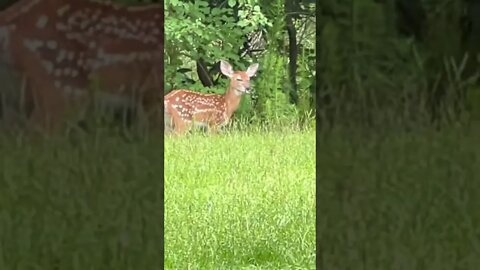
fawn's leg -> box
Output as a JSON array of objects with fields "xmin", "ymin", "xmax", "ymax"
[
  {"xmin": 29, "ymin": 82, "xmax": 67, "ymax": 135},
  {"xmin": 141, "ymin": 92, "xmax": 162, "ymax": 133},
  {"xmin": 164, "ymin": 109, "xmax": 176, "ymax": 136},
  {"xmin": 165, "ymin": 106, "xmax": 187, "ymax": 136},
  {"xmin": 172, "ymin": 117, "xmax": 188, "ymax": 136},
  {"xmin": 10, "ymin": 35, "xmax": 70, "ymax": 135},
  {"xmin": 21, "ymin": 71, "xmax": 67, "ymax": 135},
  {"xmin": 136, "ymin": 65, "xmax": 163, "ymax": 133},
  {"xmin": 207, "ymin": 122, "xmax": 220, "ymax": 135}
]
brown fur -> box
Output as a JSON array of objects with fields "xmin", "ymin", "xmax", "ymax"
[{"xmin": 0, "ymin": 0, "xmax": 163, "ymax": 133}]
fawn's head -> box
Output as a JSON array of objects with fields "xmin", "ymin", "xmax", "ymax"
[{"xmin": 220, "ymin": 60, "xmax": 259, "ymax": 96}]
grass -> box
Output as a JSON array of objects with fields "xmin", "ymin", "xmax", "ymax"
[
  {"xmin": 0, "ymin": 131, "xmax": 163, "ymax": 270},
  {"xmin": 2, "ymin": 118, "xmax": 479, "ymax": 269},
  {"xmin": 316, "ymin": 123, "xmax": 480, "ymax": 270},
  {"xmin": 164, "ymin": 127, "xmax": 316, "ymax": 269}
]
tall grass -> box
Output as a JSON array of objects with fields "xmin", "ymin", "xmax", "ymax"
[
  {"xmin": 317, "ymin": 123, "xmax": 480, "ymax": 269},
  {"xmin": 0, "ymin": 131, "xmax": 163, "ymax": 270}
]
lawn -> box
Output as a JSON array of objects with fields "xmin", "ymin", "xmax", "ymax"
[{"xmin": 164, "ymin": 128, "xmax": 316, "ymax": 269}]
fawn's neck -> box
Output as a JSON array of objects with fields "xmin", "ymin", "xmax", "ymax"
[{"xmin": 223, "ymin": 82, "xmax": 243, "ymax": 118}]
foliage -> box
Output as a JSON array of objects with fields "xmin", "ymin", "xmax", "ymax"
[
  {"xmin": 165, "ymin": 0, "xmax": 316, "ymax": 124},
  {"xmin": 317, "ymin": 0, "xmax": 480, "ymax": 128},
  {"xmin": 164, "ymin": 0, "xmax": 270, "ymax": 88},
  {"xmin": 165, "ymin": 0, "xmax": 242, "ymax": 62},
  {"xmin": 296, "ymin": 52, "xmax": 316, "ymax": 125},
  {"xmin": 252, "ymin": 50, "xmax": 297, "ymax": 123}
]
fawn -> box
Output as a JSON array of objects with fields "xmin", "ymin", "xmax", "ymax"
[{"xmin": 164, "ymin": 60, "xmax": 259, "ymax": 135}]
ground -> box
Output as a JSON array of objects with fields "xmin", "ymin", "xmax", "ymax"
[{"xmin": 165, "ymin": 128, "xmax": 316, "ymax": 269}]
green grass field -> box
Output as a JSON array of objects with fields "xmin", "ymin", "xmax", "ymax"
[
  {"xmin": 316, "ymin": 124, "xmax": 480, "ymax": 269},
  {"xmin": 0, "ymin": 132, "xmax": 163, "ymax": 270},
  {"xmin": 165, "ymin": 128, "xmax": 316, "ymax": 269},
  {"xmin": 2, "ymin": 121, "xmax": 479, "ymax": 269}
]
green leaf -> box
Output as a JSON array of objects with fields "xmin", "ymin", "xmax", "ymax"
[
  {"xmin": 211, "ymin": 8, "xmax": 223, "ymax": 16},
  {"xmin": 228, "ymin": 0, "xmax": 236, "ymax": 8}
]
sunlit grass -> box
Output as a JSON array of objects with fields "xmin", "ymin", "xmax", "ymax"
[{"xmin": 165, "ymin": 127, "xmax": 316, "ymax": 269}]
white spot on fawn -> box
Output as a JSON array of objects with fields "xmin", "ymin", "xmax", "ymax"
[
  {"xmin": 46, "ymin": 40, "xmax": 57, "ymax": 49},
  {"xmin": 23, "ymin": 39, "xmax": 44, "ymax": 51},
  {"xmin": 67, "ymin": 51, "xmax": 75, "ymax": 60},
  {"xmin": 57, "ymin": 5, "xmax": 71, "ymax": 16},
  {"xmin": 57, "ymin": 50, "xmax": 66, "ymax": 62},
  {"xmin": 55, "ymin": 22, "xmax": 67, "ymax": 31},
  {"xmin": 36, "ymin": 15, "xmax": 49, "ymax": 29},
  {"xmin": 42, "ymin": 61, "xmax": 54, "ymax": 73},
  {"xmin": 71, "ymin": 69, "xmax": 79, "ymax": 77}
]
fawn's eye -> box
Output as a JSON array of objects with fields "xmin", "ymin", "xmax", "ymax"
[{"xmin": 236, "ymin": 78, "xmax": 243, "ymax": 81}]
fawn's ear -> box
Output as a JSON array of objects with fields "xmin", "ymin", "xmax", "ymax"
[
  {"xmin": 220, "ymin": 60, "xmax": 234, "ymax": 78},
  {"xmin": 246, "ymin": 63, "xmax": 259, "ymax": 77}
]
